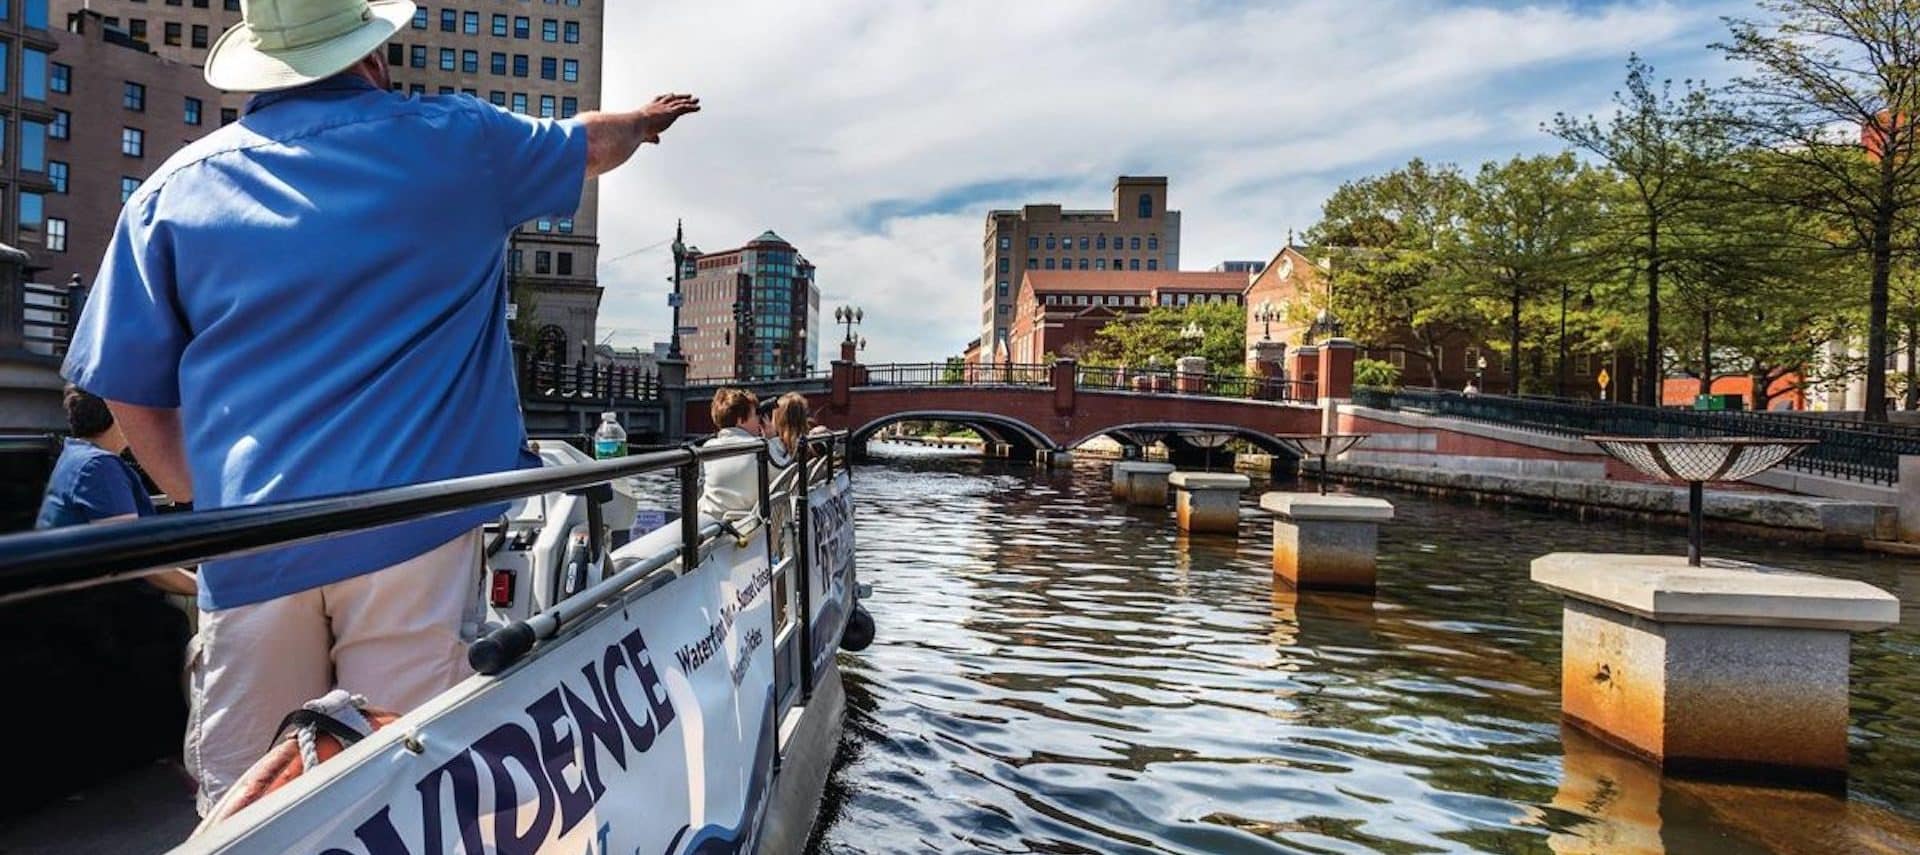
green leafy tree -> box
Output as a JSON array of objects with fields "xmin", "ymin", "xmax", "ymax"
[
  {"xmin": 1549, "ymin": 55, "xmax": 1735, "ymax": 405},
  {"xmin": 1353, "ymin": 358, "xmax": 1402, "ymax": 389},
  {"xmin": 1716, "ymin": 1, "xmax": 1920, "ymax": 420},
  {"xmin": 1086, "ymin": 302, "xmax": 1247, "ymax": 374}
]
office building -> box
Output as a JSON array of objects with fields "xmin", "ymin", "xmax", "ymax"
[
  {"xmin": 0, "ymin": 0, "xmax": 67, "ymax": 430},
  {"xmin": 979, "ymin": 176, "xmax": 1180, "ymax": 360},
  {"xmin": 680, "ymin": 230, "xmax": 820, "ymax": 382}
]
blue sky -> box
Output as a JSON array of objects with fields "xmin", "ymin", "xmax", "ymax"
[{"xmin": 593, "ymin": 0, "xmax": 1753, "ymax": 363}]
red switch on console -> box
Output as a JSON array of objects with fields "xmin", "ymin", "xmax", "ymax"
[{"xmin": 490, "ymin": 569, "xmax": 515, "ymax": 607}]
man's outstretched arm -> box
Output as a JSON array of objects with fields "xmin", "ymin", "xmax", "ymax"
[
  {"xmin": 107, "ymin": 401, "xmax": 193, "ymax": 504},
  {"xmin": 579, "ymin": 93, "xmax": 701, "ymax": 178}
]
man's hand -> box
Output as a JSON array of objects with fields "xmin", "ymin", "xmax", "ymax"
[
  {"xmin": 582, "ymin": 93, "xmax": 702, "ymax": 178},
  {"xmin": 639, "ymin": 93, "xmax": 701, "ymax": 143}
]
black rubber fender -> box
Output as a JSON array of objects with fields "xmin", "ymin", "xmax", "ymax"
[{"xmin": 840, "ymin": 602, "xmax": 875, "ymax": 652}]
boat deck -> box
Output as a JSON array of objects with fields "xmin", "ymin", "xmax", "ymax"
[{"xmin": 0, "ymin": 761, "xmax": 197, "ymax": 854}]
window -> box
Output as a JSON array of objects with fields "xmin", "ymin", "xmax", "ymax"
[
  {"xmin": 560, "ymin": 96, "xmax": 577, "ymax": 117},
  {"xmin": 411, "ymin": 7, "xmax": 427, "ymax": 28},
  {"xmin": 1137, "ymin": 193, "xmax": 1152, "ymax": 219},
  {"xmin": 564, "ymin": 21, "xmax": 579, "ymax": 43},
  {"xmin": 49, "ymin": 61, "xmax": 67, "ymax": 94},
  {"xmin": 45, "ymin": 218, "xmax": 65, "ymax": 253},
  {"xmin": 511, "ymin": 92, "xmax": 527, "ymax": 113},
  {"xmin": 1147, "ymin": 236, "xmax": 1158, "ymax": 251},
  {"xmin": 1078, "ymin": 237, "xmax": 1089, "ymax": 250},
  {"xmin": 542, "ymin": 19, "xmax": 558, "ymax": 41},
  {"xmin": 1078, "ymin": 259, "xmax": 1089, "ymax": 270},
  {"xmin": 47, "ymin": 160, "xmax": 65, "ymax": 193},
  {"xmin": 462, "ymin": 88, "xmax": 476, "ymax": 97},
  {"xmin": 121, "ymin": 127, "xmax": 144, "ymax": 157},
  {"xmin": 508, "ymin": 249, "xmax": 523, "ymax": 270},
  {"xmin": 462, "ymin": 49, "xmax": 479, "ymax": 73},
  {"xmin": 557, "ymin": 252, "xmax": 573, "ymax": 276},
  {"xmin": 1096, "ymin": 235, "xmax": 1106, "ymax": 250},
  {"xmin": 410, "ymin": 83, "xmax": 425, "ymax": 96},
  {"xmin": 410, "ymin": 45, "xmax": 426, "ymax": 68},
  {"xmin": 164, "ymin": 21, "xmax": 181, "ymax": 45},
  {"xmin": 512, "ymin": 54, "xmax": 528, "ymax": 77},
  {"xmin": 998, "ymin": 236, "xmax": 1011, "ymax": 250},
  {"xmin": 439, "ymin": 48, "xmax": 455, "ymax": 71},
  {"xmin": 1146, "ymin": 259, "xmax": 1158, "ymax": 271},
  {"xmin": 192, "ymin": 24, "xmax": 208, "ymax": 48},
  {"xmin": 220, "ymin": 108, "xmax": 237, "ymax": 125},
  {"xmin": 440, "ymin": 9, "xmax": 455, "ymax": 31},
  {"xmin": 562, "ymin": 58, "xmax": 578, "ymax": 82},
  {"xmin": 1129, "ymin": 259, "xmax": 1140, "ymax": 271},
  {"xmin": 24, "ymin": 0, "xmax": 47, "ymax": 28},
  {"xmin": 541, "ymin": 56, "xmax": 556, "ymax": 79},
  {"xmin": 491, "ymin": 52, "xmax": 506, "ymax": 74},
  {"xmin": 22, "ymin": 48, "xmax": 46, "ymax": 100},
  {"xmin": 539, "ymin": 95, "xmax": 555, "ymax": 117},
  {"xmin": 1095, "ymin": 258, "xmax": 1107, "ymax": 270},
  {"xmin": 489, "ymin": 90, "xmax": 506, "ymax": 106},
  {"xmin": 557, "ymin": 217, "xmax": 574, "ymax": 233},
  {"xmin": 128, "ymin": 19, "xmax": 147, "ymax": 41},
  {"xmin": 123, "ymin": 82, "xmax": 146, "ymax": 111},
  {"xmin": 1112, "ymin": 257, "xmax": 1122, "ymax": 269},
  {"xmin": 463, "ymin": 11, "xmax": 479, "ymax": 35},
  {"xmin": 438, "ymin": 85, "xmax": 454, "ymax": 95},
  {"xmin": 19, "ymin": 121, "xmax": 44, "ymax": 171},
  {"xmin": 534, "ymin": 250, "xmax": 551, "ymax": 274},
  {"xmin": 998, "ymin": 305, "xmax": 1009, "ymax": 316},
  {"xmin": 1129, "ymin": 236, "xmax": 1140, "ymax": 250},
  {"xmin": 1045, "ymin": 236, "xmax": 1055, "ymax": 250},
  {"xmin": 1026, "ymin": 257, "xmax": 1037, "ymax": 269},
  {"xmin": 1044, "ymin": 258, "xmax": 1056, "ymax": 270},
  {"xmin": 19, "ymin": 193, "xmax": 43, "ymax": 235},
  {"xmin": 492, "ymin": 14, "xmax": 508, "ymax": 36},
  {"xmin": 514, "ymin": 16, "xmax": 530, "ymax": 38},
  {"xmin": 997, "ymin": 281, "xmax": 1009, "ymax": 296},
  {"xmin": 184, "ymin": 96, "xmax": 201, "ymax": 125},
  {"xmin": 226, "ymin": 0, "xmax": 239, "ymax": 9}
]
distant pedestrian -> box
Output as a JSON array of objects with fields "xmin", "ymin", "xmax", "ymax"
[
  {"xmin": 1464, "ymin": 379, "xmax": 1482, "ymax": 396},
  {"xmin": 61, "ymin": 0, "xmax": 699, "ymax": 814}
]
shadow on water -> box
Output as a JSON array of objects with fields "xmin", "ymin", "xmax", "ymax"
[{"xmin": 810, "ymin": 445, "xmax": 1920, "ymax": 854}]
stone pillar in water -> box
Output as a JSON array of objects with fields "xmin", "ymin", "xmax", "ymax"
[
  {"xmin": 1111, "ymin": 461, "xmax": 1175, "ymax": 505},
  {"xmin": 1531, "ymin": 552, "xmax": 1898, "ymax": 786},
  {"xmin": 1262, "ymin": 493, "xmax": 1394, "ymax": 591},
  {"xmin": 1169, "ymin": 472, "xmax": 1249, "ymax": 534}
]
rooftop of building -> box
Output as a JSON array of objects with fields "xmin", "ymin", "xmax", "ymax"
[{"xmin": 1021, "ymin": 270, "xmax": 1248, "ymax": 295}]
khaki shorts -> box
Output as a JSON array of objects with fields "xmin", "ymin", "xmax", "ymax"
[{"xmin": 184, "ymin": 530, "xmax": 485, "ymax": 816}]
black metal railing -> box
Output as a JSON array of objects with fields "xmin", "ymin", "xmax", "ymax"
[
  {"xmin": 1368, "ymin": 387, "xmax": 1917, "ymax": 484},
  {"xmin": 1073, "ymin": 365, "xmax": 1314, "ymax": 403},
  {"xmin": 522, "ymin": 360, "xmax": 660, "ymax": 402},
  {"xmin": 683, "ymin": 370, "xmax": 833, "ymax": 388},
  {"xmin": 860, "ymin": 362, "xmax": 1054, "ymax": 387}
]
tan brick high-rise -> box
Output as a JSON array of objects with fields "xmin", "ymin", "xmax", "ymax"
[
  {"xmin": 53, "ymin": 0, "xmax": 607, "ymax": 358},
  {"xmin": 979, "ymin": 176, "xmax": 1180, "ymax": 358}
]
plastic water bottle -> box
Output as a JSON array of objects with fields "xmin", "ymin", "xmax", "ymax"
[{"xmin": 593, "ymin": 412, "xmax": 627, "ymax": 459}]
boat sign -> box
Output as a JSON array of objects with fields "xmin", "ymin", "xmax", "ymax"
[
  {"xmin": 808, "ymin": 473, "xmax": 858, "ymax": 676},
  {"xmin": 188, "ymin": 534, "xmax": 781, "ymax": 854}
]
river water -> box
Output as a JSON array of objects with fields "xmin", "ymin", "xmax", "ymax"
[{"xmin": 807, "ymin": 444, "xmax": 1920, "ymax": 854}]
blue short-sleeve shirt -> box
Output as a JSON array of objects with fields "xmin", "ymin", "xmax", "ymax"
[
  {"xmin": 62, "ymin": 76, "xmax": 586, "ymax": 609},
  {"xmin": 36, "ymin": 438, "xmax": 156, "ymax": 530}
]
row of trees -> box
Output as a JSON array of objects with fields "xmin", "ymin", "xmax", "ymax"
[{"xmin": 1300, "ymin": 0, "xmax": 1920, "ymax": 417}]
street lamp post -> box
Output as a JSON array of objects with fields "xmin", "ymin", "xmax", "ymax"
[
  {"xmin": 835, "ymin": 304, "xmax": 863, "ymax": 342},
  {"xmin": 1475, "ymin": 354, "xmax": 1488, "ymax": 391},
  {"xmin": 1254, "ymin": 300, "xmax": 1283, "ymax": 341},
  {"xmin": 668, "ymin": 220, "xmax": 687, "ymax": 360}
]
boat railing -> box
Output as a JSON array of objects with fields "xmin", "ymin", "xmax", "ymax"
[{"xmin": 0, "ymin": 431, "xmax": 853, "ymax": 685}]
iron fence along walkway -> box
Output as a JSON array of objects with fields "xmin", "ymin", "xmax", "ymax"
[{"xmin": 1363, "ymin": 387, "xmax": 1918, "ymax": 485}]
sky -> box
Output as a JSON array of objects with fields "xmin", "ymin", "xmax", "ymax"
[{"xmin": 592, "ymin": 0, "xmax": 1755, "ymax": 364}]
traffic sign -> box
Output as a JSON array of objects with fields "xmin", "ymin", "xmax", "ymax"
[
  {"xmin": 1597, "ymin": 368, "xmax": 1611, "ymax": 390},
  {"xmin": 667, "ymin": 293, "xmax": 683, "ymax": 308},
  {"xmin": 505, "ymin": 302, "xmax": 518, "ymax": 321}
]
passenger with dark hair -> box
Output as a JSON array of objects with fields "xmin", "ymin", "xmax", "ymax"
[{"xmin": 36, "ymin": 386, "xmax": 197, "ymax": 594}]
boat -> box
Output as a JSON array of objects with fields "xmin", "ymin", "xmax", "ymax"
[{"xmin": 0, "ymin": 430, "xmax": 867, "ymax": 854}]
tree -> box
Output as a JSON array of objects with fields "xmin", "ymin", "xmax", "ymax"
[
  {"xmin": 1451, "ymin": 153, "xmax": 1603, "ymax": 394},
  {"xmin": 1308, "ymin": 159, "xmax": 1479, "ymax": 386},
  {"xmin": 1086, "ymin": 301, "xmax": 1247, "ymax": 373},
  {"xmin": 1550, "ymin": 55, "xmax": 1735, "ymax": 406},
  {"xmin": 1717, "ymin": 1, "xmax": 1920, "ymax": 420}
]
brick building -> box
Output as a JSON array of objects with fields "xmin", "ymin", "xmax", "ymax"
[
  {"xmin": 1005, "ymin": 270, "xmax": 1245, "ymax": 364},
  {"xmin": 979, "ymin": 176, "xmax": 1180, "ymax": 359},
  {"xmin": 56, "ymin": 0, "xmax": 608, "ymax": 356},
  {"xmin": 39, "ymin": 11, "xmax": 221, "ymax": 285},
  {"xmin": 678, "ymin": 230, "xmax": 820, "ymax": 382}
]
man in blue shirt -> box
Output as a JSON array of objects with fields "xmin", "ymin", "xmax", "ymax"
[{"xmin": 61, "ymin": 0, "xmax": 698, "ymax": 814}]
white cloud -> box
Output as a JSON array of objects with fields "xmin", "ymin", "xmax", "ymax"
[{"xmin": 592, "ymin": 0, "xmax": 1744, "ymax": 362}]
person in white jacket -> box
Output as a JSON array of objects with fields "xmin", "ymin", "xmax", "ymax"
[{"xmin": 698, "ymin": 388, "xmax": 767, "ymax": 525}]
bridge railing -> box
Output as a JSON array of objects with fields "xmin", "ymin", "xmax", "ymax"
[
  {"xmin": 1370, "ymin": 386, "xmax": 1920, "ymax": 485},
  {"xmin": 863, "ymin": 362, "xmax": 1054, "ymax": 387},
  {"xmin": 1075, "ymin": 365, "xmax": 1313, "ymax": 403},
  {"xmin": 522, "ymin": 360, "xmax": 660, "ymax": 403}
]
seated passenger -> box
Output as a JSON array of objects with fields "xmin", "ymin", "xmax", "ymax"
[
  {"xmin": 38, "ymin": 385, "xmax": 197, "ymax": 596},
  {"xmin": 699, "ymin": 387, "xmax": 765, "ymax": 524},
  {"xmin": 768, "ymin": 392, "xmax": 811, "ymax": 468}
]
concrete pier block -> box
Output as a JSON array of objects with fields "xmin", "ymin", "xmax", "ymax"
[
  {"xmin": 1262, "ymin": 493, "xmax": 1394, "ymax": 591},
  {"xmin": 1532, "ymin": 553, "xmax": 1898, "ymax": 785},
  {"xmin": 1112, "ymin": 461, "xmax": 1175, "ymax": 505},
  {"xmin": 1169, "ymin": 472, "xmax": 1249, "ymax": 534},
  {"xmin": 1039, "ymin": 449, "xmax": 1074, "ymax": 468}
]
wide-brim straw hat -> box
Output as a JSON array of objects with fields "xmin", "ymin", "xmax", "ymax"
[{"xmin": 204, "ymin": 0, "xmax": 417, "ymax": 93}]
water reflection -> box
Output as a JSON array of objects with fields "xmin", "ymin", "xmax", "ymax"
[{"xmin": 810, "ymin": 446, "xmax": 1920, "ymax": 853}]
